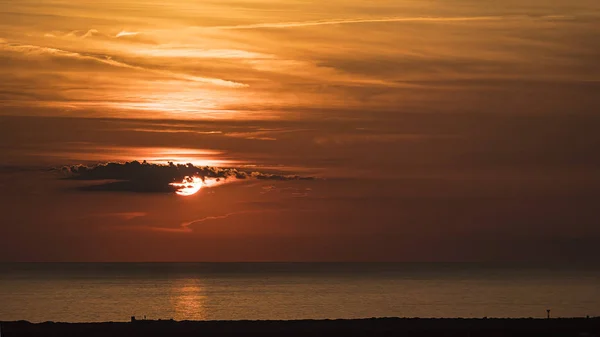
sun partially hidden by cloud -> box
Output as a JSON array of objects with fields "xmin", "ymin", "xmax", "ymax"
[
  {"xmin": 61, "ymin": 161, "xmax": 316, "ymax": 194},
  {"xmin": 170, "ymin": 176, "xmax": 203, "ymax": 196},
  {"xmin": 169, "ymin": 176, "xmax": 228, "ymax": 196}
]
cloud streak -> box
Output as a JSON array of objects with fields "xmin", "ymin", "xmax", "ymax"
[
  {"xmin": 209, "ymin": 15, "xmax": 571, "ymax": 30},
  {"xmin": 180, "ymin": 211, "xmax": 260, "ymax": 230},
  {"xmin": 115, "ymin": 210, "xmax": 268, "ymax": 233},
  {"xmin": 148, "ymin": 210, "xmax": 279, "ymax": 233},
  {"xmin": 91, "ymin": 212, "xmax": 147, "ymax": 220},
  {"xmin": 0, "ymin": 40, "xmax": 247, "ymax": 88},
  {"xmin": 80, "ymin": 29, "xmax": 99, "ymax": 39},
  {"xmin": 115, "ymin": 30, "xmax": 140, "ymax": 38}
]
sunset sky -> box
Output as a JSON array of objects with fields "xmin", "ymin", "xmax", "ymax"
[{"xmin": 1, "ymin": 0, "xmax": 599, "ymax": 262}]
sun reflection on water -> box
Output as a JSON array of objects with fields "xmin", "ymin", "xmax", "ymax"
[{"xmin": 171, "ymin": 279, "xmax": 207, "ymax": 321}]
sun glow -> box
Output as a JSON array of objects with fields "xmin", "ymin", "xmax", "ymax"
[
  {"xmin": 170, "ymin": 176, "xmax": 227, "ymax": 196},
  {"xmin": 170, "ymin": 176, "xmax": 203, "ymax": 196}
]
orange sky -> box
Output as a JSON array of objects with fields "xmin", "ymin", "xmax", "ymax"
[{"xmin": 0, "ymin": 0, "xmax": 599, "ymax": 261}]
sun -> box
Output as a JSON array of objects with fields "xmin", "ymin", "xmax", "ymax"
[
  {"xmin": 170, "ymin": 176, "xmax": 203, "ymax": 196},
  {"xmin": 169, "ymin": 176, "xmax": 228, "ymax": 196}
]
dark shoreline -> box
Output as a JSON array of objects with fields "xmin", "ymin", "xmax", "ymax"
[{"xmin": 2, "ymin": 317, "xmax": 599, "ymax": 337}]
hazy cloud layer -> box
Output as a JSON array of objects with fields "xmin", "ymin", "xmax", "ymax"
[{"xmin": 1, "ymin": 0, "xmax": 599, "ymax": 118}]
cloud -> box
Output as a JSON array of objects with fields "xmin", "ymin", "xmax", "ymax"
[
  {"xmin": 261, "ymin": 185, "xmax": 312, "ymax": 197},
  {"xmin": 60, "ymin": 29, "xmax": 100, "ymax": 39},
  {"xmin": 0, "ymin": 40, "xmax": 247, "ymax": 88},
  {"xmin": 314, "ymin": 133, "xmax": 456, "ymax": 145},
  {"xmin": 115, "ymin": 30, "xmax": 140, "ymax": 38},
  {"xmin": 208, "ymin": 15, "xmax": 571, "ymax": 30},
  {"xmin": 179, "ymin": 211, "xmax": 258, "ymax": 230},
  {"xmin": 149, "ymin": 209, "xmax": 280, "ymax": 233},
  {"xmin": 89, "ymin": 212, "xmax": 147, "ymax": 220},
  {"xmin": 112, "ymin": 210, "xmax": 271, "ymax": 233},
  {"xmin": 120, "ymin": 126, "xmax": 312, "ymax": 141},
  {"xmin": 129, "ymin": 47, "xmax": 272, "ymax": 59},
  {"xmin": 61, "ymin": 161, "xmax": 316, "ymax": 194},
  {"xmin": 81, "ymin": 29, "xmax": 99, "ymax": 39}
]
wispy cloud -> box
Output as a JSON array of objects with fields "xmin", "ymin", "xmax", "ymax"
[
  {"xmin": 63, "ymin": 29, "xmax": 99, "ymax": 39},
  {"xmin": 0, "ymin": 40, "xmax": 247, "ymax": 88},
  {"xmin": 314, "ymin": 133, "xmax": 457, "ymax": 145},
  {"xmin": 81, "ymin": 29, "xmax": 99, "ymax": 39},
  {"xmin": 151, "ymin": 210, "xmax": 275, "ymax": 233},
  {"xmin": 114, "ymin": 210, "xmax": 266, "ymax": 233},
  {"xmin": 119, "ymin": 126, "xmax": 311, "ymax": 141},
  {"xmin": 208, "ymin": 15, "xmax": 571, "ymax": 30},
  {"xmin": 91, "ymin": 212, "xmax": 147, "ymax": 220},
  {"xmin": 115, "ymin": 30, "xmax": 140, "ymax": 38},
  {"xmin": 124, "ymin": 128, "xmax": 223, "ymax": 135},
  {"xmin": 261, "ymin": 185, "xmax": 312, "ymax": 197},
  {"xmin": 129, "ymin": 47, "xmax": 273, "ymax": 59},
  {"xmin": 180, "ymin": 211, "xmax": 257, "ymax": 230}
]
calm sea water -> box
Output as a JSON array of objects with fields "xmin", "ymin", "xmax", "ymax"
[{"xmin": 1, "ymin": 263, "xmax": 599, "ymax": 322}]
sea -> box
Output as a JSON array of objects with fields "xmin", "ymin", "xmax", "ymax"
[{"xmin": 1, "ymin": 263, "xmax": 599, "ymax": 323}]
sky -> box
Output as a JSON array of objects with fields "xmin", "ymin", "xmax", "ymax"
[{"xmin": 0, "ymin": 0, "xmax": 599, "ymax": 262}]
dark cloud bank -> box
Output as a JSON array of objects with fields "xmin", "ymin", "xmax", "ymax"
[{"xmin": 61, "ymin": 161, "xmax": 315, "ymax": 193}]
